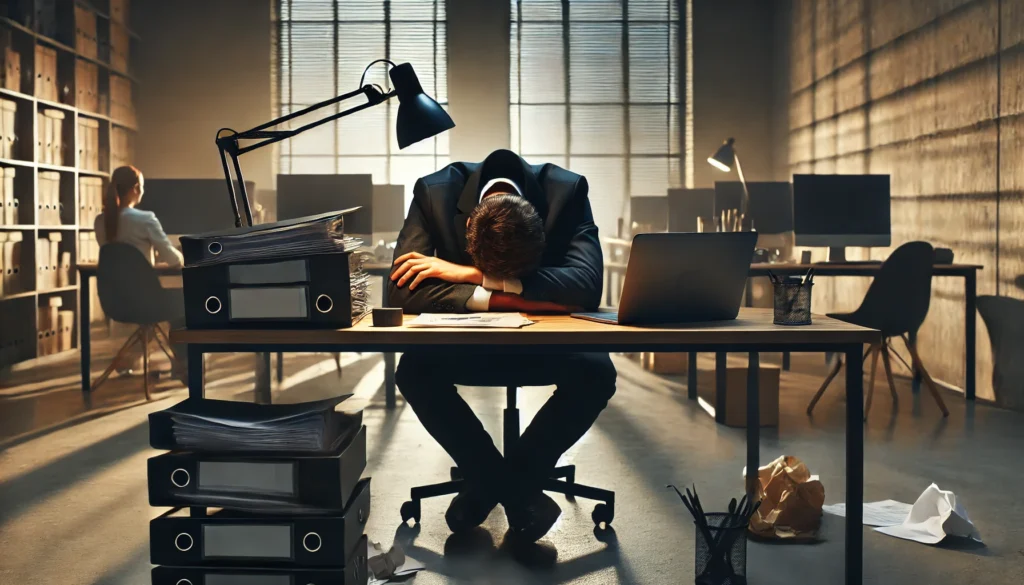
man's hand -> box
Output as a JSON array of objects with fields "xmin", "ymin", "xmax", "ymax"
[
  {"xmin": 489, "ymin": 292, "xmax": 580, "ymax": 314},
  {"xmin": 391, "ymin": 252, "xmax": 484, "ymax": 291}
]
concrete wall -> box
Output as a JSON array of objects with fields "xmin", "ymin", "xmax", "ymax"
[
  {"xmin": 778, "ymin": 0, "xmax": 1024, "ymax": 400},
  {"xmin": 134, "ymin": 0, "xmax": 275, "ymax": 194},
  {"xmin": 692, "ymin": 0, "xmax": 778, "ymax": 187}
]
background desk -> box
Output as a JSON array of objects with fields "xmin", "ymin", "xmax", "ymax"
[
  {"xmin": 172, "ymin": 309, "xmax": 877, "ymax": 585},
  {"xmin": 76, "ymin": 262, "xmax": 182, "ymax": 393},
  {"xmin": 604, "ymin": 261, "xmax": 982, "ymax": 400}
]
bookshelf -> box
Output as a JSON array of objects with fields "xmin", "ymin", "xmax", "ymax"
[{"xmin": 0, "ymin": 0, "xmax": 136, "ymax": 368}]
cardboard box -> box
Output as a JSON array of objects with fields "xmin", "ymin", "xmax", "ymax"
[
  {"xmin": 642, "ymin": 352, "xmax": 689, "ymax": 375},
  {"xmin": 1, "ymin": 98, "xmax": 17, "ymax": 159},
  {"xmin": 3, "ymin": 47, "xmax": 21, "ymax": 92},
  {"xmin": 75, "ymin": 4, "xmax": 98, "ymax": 60},
  {"xmin": 696, "ymin": 366, "xmax": 781, "ymax": 428}
]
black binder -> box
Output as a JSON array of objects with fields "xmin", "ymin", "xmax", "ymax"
[
  {"xmin": 182, "ymin": 252, "xmax": 371, "ymax": 330},
  {"xmin": 179, "ymin": 209, "xmax": 362, "ymax": 268},
  {"xmin": 148, "ymin": 426, "xmax": 366, "ymax": 513},
  {"xmin": 151, "ymin": 478, "xmax": 370, "ymax": 568},
  {"xmin": 151, "ymin": 535, "xmax": 368, "ymax": 585},
  {"xmin": 149, "ymin": 396, "xmax": 363, "ymax": 454}
]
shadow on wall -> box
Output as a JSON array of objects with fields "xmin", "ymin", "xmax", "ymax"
[{"xmin": 977, "ymin": 293, "xmax": 1024, "ymax": 411}]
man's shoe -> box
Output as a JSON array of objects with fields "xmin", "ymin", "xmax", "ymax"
[
  {"xmin": 504, "ymin": 491, "xmax": 561, "ymax": 543},
  {"xmin": 445, "ymin": 484, "xmax": 499, "ymax": 533}
]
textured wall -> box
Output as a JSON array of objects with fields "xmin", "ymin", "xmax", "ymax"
[{"xmin": 780, "ymin": 0, "xmax": 1024, "ymax": 400}]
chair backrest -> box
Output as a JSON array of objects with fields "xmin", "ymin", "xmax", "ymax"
[
  {"xmin": 977, "ymin": 295, "xmax": 1024, "ymax": 409},
  {"xmin": 851, "ymin": 241, "xmax": 934, "ymax": 336},
  {"xmin": 96, "ymin": 242, "xmax": 166, "ymax": 324}
]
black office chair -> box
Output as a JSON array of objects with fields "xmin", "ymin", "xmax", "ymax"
[
  {"xmin": 978, "ymin": 295, "xmax": 1024, "ymax": 410},
  {"xmin": 400, "ymin": 385, "xmax": 616, "ymax": 528},
  {"xmin": 92, "ymin": 243, "xmax": 184, "ymax": 400},
  {"xmin": 806, "ymin": 241, "xmax": 949, "ymax": 418}
]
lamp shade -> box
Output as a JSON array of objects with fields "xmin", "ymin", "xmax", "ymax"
[
  {"xmin": 708, "ymin": 137, "xmax": 736, "ymax": 172},
  {"xmin": 390, "ymin": 62, "xmax": 455, "ymax": 149}
]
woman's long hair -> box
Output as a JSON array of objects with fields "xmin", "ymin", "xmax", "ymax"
[{"xmin": 103, "ymin": 165, "xmax": 142, "ymax": 242}]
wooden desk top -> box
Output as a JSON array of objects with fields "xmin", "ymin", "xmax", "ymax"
[
  {"xmin": 171, "ymin": 308, "xmax": 877, "ymax": 348},
  {"xmin": 77, "ymin": 262, "xmax": 182, "ymax": 274},
  {"xmin": 748, "ymin": 262, "xmax": 982, "ymax": 275}
]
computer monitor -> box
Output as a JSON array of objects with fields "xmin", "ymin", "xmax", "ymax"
[
  {"xmin": 137, "ymin": 179, "xmax": 252, "ymax": 234},
  {"xmin": 793, "ymin": 174, "xmax": 891, "ymax": 261},
  {"xmin": 372, "ymin": 184, "xmax": 406, "ymax": 234},
  {"xmin": 277, "ymin": 174, "xmax": 374, "ymax": 235},
  {"xmin": 715, "ymin": 181, "xmax": 793, "ymax": 234},
  {"xmin": 667, "ymin": 188, "xmax": 715, "ymax": 232},
  {"xmin": 630, "ymin": 195, "xmax": 669, "ymax": 234}
]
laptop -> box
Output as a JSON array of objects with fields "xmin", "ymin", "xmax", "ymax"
[{"xmin": 573, "ymin": 232, "xmax": 758, "ymax": 325}]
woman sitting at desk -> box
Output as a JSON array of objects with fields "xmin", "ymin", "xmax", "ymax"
[
  {"xmin": 95, "ymin": 165, "xmax": 183, "ymax": 266},
  {"xmin": 95, "ymin": 165, "xmax": 187, "ymax": 380}
]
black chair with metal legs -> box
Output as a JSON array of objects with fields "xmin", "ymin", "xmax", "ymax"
[
  {"xmin": 92, "ymin": 243, "xmax": 185, "ymax": 400},
  {"xmin": 399, "ymin": 385, "xmax": 616, "ymax": 528},
  {"xmin": 807, "ymin": 241, "xmax": 950, "ymax": 419}
]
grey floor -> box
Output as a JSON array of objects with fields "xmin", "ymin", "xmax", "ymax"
[{"xmin": 1, "ymin": 342, "xmax": 1023, "ymax": 585}]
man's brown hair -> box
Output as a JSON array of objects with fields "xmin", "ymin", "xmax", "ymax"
[{"xmin": 466, "ymin": 193, "xmax": 545, "ymax": 279}]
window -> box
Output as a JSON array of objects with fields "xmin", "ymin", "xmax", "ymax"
[
  {"xmin": 510, "ymin": 0, "xmax": 681, "ymax": 239},
  {"xmin": 276, "ymin": 0, "xmax": 448, "ymax": 206}
]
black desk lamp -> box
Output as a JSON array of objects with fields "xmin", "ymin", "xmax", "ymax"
[
  {"xmin": 707, "ymin": 137, "xmax": 750, "ymax": 218},
  {"xmin": 216, "ymin": 60, "xmax": 454, "ymax": 228}
]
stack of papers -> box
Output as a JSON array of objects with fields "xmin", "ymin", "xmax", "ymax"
[
  {"xmin": 150, "ymin": 396, "xmax": 361, "ymax": 454},
  {"xmin": 407, "ymin": 312, "xmax": 534, "ymax": 328}
]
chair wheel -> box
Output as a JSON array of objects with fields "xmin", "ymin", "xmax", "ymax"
[
  {"xmin": 400, "ymin": 500, "xmax": 421, "ymax": 524},
  {"xmin": 592, "ymin": 503, "xmax": 614, "ymax": 527},
  {"xmin": 450, "ymin": 467, "xmax": 463, "ymax": 481}
]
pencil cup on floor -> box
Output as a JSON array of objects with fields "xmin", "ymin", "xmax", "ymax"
[
  {"xmin": 694, "ymin": 513, "xmax": 747, "ymax": 585},
  {"xmin": 772, "ymin": 282, "xmax": 812, "ymax": 326}
]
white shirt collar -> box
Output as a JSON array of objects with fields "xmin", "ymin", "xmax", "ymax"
[{"xmin": 479, "ymin": 177, "xmax": 522, "ymax": 202}]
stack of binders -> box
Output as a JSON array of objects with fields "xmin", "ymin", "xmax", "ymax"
[
  {"xmin": 148, "ymin": 395, "xmax": 371, "ymax": 585},
  {"xmin": 180, "ymin": 208, "xmax": 370, "ymax": 329}
]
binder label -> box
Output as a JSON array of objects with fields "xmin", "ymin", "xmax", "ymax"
[
  {"xmin": 229, "ymin": 287, "xmax": 308, "ymax": 320},
  {"xmin": 198, "ymin": 461, "xmax": 295, "ymax": 495},
  {"xmin": 228, "ymin": 259, "xmax": 308, "ymax": 285},
  {"xmin": 202, "ymin": 524, "xmax": 293, "ymax": 559}
]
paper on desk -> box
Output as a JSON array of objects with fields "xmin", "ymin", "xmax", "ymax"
[
  {"xmin": 367, "ymin": 540, "xmax": 425, "ymax": 584},
  {"xmin": 406, "ymin": 312, "xmax": 534, "ymax": 328},
  {"xmin": 822, "ymin": 499, "xmax": 912, "ymax": 527},
  {"xmin": 874, "ymin": 483, "xmax": 982, "ymax": 544}
]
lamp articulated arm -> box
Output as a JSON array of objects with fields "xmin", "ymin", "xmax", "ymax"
[{"xmin": 216, "ymin": 84, "xmax": 394, "ymax": 228}]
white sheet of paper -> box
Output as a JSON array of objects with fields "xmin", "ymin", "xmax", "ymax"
[
  {"xmin": 822, "ymin": 500, "xmax": 912, "ymax": 527},
  {"xmin": 406, "ymin": 312, "xmax": 534, "ymax": 328},
  {"xmin": 874, "ymin": 483, "xmax": 982, "ymax": 545}
]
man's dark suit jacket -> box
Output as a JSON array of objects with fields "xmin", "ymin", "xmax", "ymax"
[{"xmin": 387, "ymin": 149, "xmax": 603, "ymax": 314}]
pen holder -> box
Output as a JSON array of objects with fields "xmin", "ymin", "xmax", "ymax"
[
  {"xmin": 694, "ymin": 513, "xmax": 748, "ymax": 585},
  {"xmin": 773, "ymin": 282, "xmax": 813, "ymax": 326}
]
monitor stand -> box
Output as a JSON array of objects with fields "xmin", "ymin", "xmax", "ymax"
[{"xmin": 827, "ymin": 246, "xmax": 848, "ymax": 263}]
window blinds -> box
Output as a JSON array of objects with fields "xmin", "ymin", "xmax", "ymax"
[
  {"xmin": 277, "ymin": 0, "xmax": 447, "ymax": 205},
  {"xmin": 511, "ymin": 0, "xmax": 681, "ymax": 239}
]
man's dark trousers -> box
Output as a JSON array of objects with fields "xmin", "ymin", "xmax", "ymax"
[{"xmin": 395, "ymin": 352, "xmax": 617, "ymax": 493}]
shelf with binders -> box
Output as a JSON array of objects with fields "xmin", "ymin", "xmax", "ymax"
[
  {"xmin": 35, "ymin": 226, "xmax": 75, "ymax": 291},
  {"xmin": 36, "ymin": 286, "xmax": 77, "ymax": 358},
  {"xmin": 0, "ymin": 225, "xmax": 34, "ymax": 297},
  {"xmin": 0, "ymin": 294, "xmax": 36, "ymax": 365},
  {"xmin": 37, "ymin": 166, "xmax": 76, "ymax": 227},
  {"xmin": 0, "ymin": 162, "xmax": 32, "ymax": 225}
]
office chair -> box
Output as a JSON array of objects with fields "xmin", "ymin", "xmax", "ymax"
[
  {"xmin": 806, "ymin": 241, "xmax": 949, "ymax": 418},
  {"xmin": 978, "ymin": 295, "xmax": 1024, "ymax": 410},
  {"xmin": 400, "ymin": 385, "xmax": 616, "ymax": 528},
  {"xmin": 92, "ymin": 243, "xmax": 184, "ymax": 400}
]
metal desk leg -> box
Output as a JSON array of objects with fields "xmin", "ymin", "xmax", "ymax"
[
  {"xmin": 384, "ymin": 352, "xmax": 397, "ymax": 409},
  {"xmin": 845, "ymin": 344, "xmax": 864, "ymax": 585},
  {"xmin": 965, "ymin": 271, "xmax": 977, "ymax": 400},
  {"xmin": 687, "ymin": 352, "xmax": 698, "ymax": 400},
  {"xmin": 782, "ymin": 352, "xmax": 791, "ymax": 371},
  {"xmin": 715, "ymin": 352, "xmax": 727, "ymax": 423},
  {"xmin": 187, "ymin": 345, "xmax": 204, "ymax": 399},
  {"xmin": 80, "ymin": 274, "xmax": 91, "ymax": 392},
  {"xmin": 276, "ymin": 352, "xmax": 284, "ymax": 384},
  {"xmin": 255, "ymin": 353, "xmax": 272, "ymax": 404},
  {"xmin": 745, "ymin": 352, "xmax": 760, "ymax": 497},
  {"xmin": 909, "ymin": 329, "xmax": 921, "ymax": 394}
]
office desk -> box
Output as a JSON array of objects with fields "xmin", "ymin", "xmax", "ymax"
[
  {"xmin": 76, "ymin": 262, "xmax": 182, "ymax": 393},
  {"xmin": 172, "ymin": 309, "xmax": 876, "ymax": 585},
  {"xmin": 749, "ymin": 262, "xmax": 982, "ymax": 399}
]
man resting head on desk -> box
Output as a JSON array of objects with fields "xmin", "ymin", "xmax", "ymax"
[{"xmin": 388, "ymin": 149, "xmax": 616, "ymax": 543}]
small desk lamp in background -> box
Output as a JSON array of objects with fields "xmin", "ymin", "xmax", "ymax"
[
  {"xmin": 215, "ymin": 60, "xmax": 455, "ymax": 228},
  {"xmin": 707, "ymin": 137, "xmax": 750, "ymax": 230}
]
